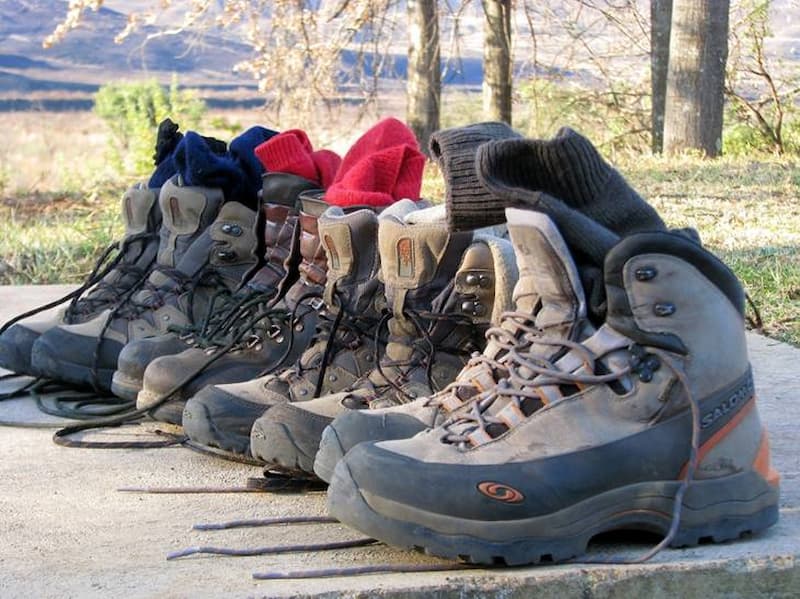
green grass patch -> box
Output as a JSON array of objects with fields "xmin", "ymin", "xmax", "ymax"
[
  {"xmin": 424, "ymin": 154, "xmax": 800, "ymax": 347},
  {"xmin": 2, "ymin": 156, "xmax": 798, "ymax": 347},
  {"xmin": 622, "ymin": 155, "xmax": 800, "ymax": 346},
  {"xmin": 0, "ymin": 186, "xmax": 124, "ymax": 285}
]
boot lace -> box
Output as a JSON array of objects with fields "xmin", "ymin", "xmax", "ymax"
[
  {"xmin": 282, "ymin": 287, "xmax": 386, "ymax": 398},
  {"xmin": 0, "ymin": 230, "xmax": 156, "ymax": 339},
  {"xmin": 417, "ymin": 309, "xmax": 555, "ymax": 414},
  {"xmin": 189, "ymin": 287, "xmax": 280, "ymax": 349},
  {"xmin": 361, "ymin": 307, "xmax": 484, "ymax": 406},
  {"xmin": 441, "ymin": 335, "xmax": 635, "ymax": 449}
]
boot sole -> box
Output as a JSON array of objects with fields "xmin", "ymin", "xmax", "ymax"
[
  {"xmin": 111, "ymin": 370, "xmax": 142, "ymax": 401},
  {"xmin": 30, "ymin": 343, "xmax": 114, "ymax": 391},
  {"xmin": 250, "ymin": 418, "xmax": 317, "ymax": 476},
  {"xmin": 328, "ymin": 464, "xmax": 780, "ymax": 567},
  {"xmin": 182, "ymin": 398, "xmax": 254, "ymax": 457},
  {"xmin": 313, "ymin": 425, "xmax": 347, "ymax": 483},
  {"xmin": 135, "ymin": 388, "xmax": 186, "ymax": 426},
  {"xmin": 0, "ymin": 326, "xmax": 41, "ymax": 375}
]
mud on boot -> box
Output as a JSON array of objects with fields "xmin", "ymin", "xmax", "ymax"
[
  {"xmin": 327, "ymin": 223, "xmax": 780, "ymax": 566},
  {"xmin": 251, "ymin": 202, "xmax": 518, "ymax": 476},
  {"xmin": 314, "ymin": 209, "xmax": 594, "ymax": 482},
  {"xmin": 31, "ymin": 174, "xmax": 249, "ymax": 392},
  {"xmin": 183, "ymin": 198, "xmax": 391, "ymax": 455},
  {"xmin": 111, "ymin": 172, "xmax": 315, "ymax": 402}
]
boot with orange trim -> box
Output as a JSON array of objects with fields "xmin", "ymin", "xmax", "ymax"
[{"xmin": 327, "ymin": 218, "xmax": 780, "ymax": 566}]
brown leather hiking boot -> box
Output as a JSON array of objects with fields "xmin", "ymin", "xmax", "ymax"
[
  {"xmin": 328, "ymin": 218, "xmax": 780, "ymax": 566},
  {"xmin": 314, "ymin": 209, "xmax": 595, "ymax": 482},
  {"xmin": 249, "ymin": 203, "xmax": 517, "ymax": 475},
  {"xmin": 134, "ymin": 192, "xmax": 330, "ymax": 425},
  {"xmin": 0, "ymin": 184, "xmax": 162, "ymax": 376},
  {"xmin": 180, "ymin": 199, "xmax": 394, "ymax": 453},
  {"xmin": 30, "ymin": 176, "xmax": 253, "ymax": 392},
  {"xmin": 110, "ymin": 172, "xmax": 317, "ymax": 401}
]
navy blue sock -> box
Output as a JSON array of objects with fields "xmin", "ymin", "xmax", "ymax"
[
  {"xmin": 228, "ymin": 125, "xmax": 279, "ymax": 205},
  {"xmin": 148, "ymin": 118, "xmax": 183, "ymax": 188},
  {"xmin": 173, "ymin": 127, "xmax": 278, "ymax": 206}
]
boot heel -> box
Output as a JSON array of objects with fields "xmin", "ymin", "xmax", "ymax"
[{"xmin": 672, "ymin": 469, "xmax": 780, "ymax": 547}]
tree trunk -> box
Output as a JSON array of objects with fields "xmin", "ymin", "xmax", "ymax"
[
  {"xmin": 482, "ymin": 0, "xmax": 512, "ymax": 124},
  {"xmin": 663, "ymin": 0, "xmax": 729, "ymax": 157},
  {"xmin": 651, "ymin": 0, "xmax": 672, "ymax": 154},
  {"xmin": 406, "ymin": 0, "xmax": 441, "ymax": 154}
]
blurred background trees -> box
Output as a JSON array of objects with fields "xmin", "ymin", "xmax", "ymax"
[{"xmin": 45, "ymin": 1, "xmax": 800, "ymax": 158}]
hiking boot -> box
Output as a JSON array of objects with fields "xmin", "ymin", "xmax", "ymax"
[
  {"xmin": 0, "ymin": 185, "xmax": 162, "ymax": 376},
  {"xmin": 314, "ymin": 209, "xmax": 595, "ymax": 481},
  {"xmin": 328, "ymin": 224, "xmax": 780, "ymax": 565},
  {"xmin": 181, "ymin": 199, "xmax": 391, "ymax": 454},
  {"xmin": 30, "ymin": 176, "xmax": 245, "ymax": 391},
  {"xmin": 134, "ymin": 192, "xmax": 330, "ymax": 424},
  {"xmin": 110, "ymin": 172, "xmax": 316, "ymax": 401},
  {"xmin": 249, "ymin": 203, "xmax": 517, "ymax": 475}
]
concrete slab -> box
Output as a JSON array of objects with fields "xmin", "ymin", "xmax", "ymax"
[{"xmin": 0, "ymin": 285, "xmax": 797, "ymax": 599}]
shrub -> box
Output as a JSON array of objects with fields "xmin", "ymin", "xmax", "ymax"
[
  {"xmin": 93, "ymin": 77, "xmax": 206, "ymax": 178},
  {"xmin": 517, "ymin": 79, "xmax": 650, "ymax": 155}
]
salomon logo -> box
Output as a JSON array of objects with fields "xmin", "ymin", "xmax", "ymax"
[
  {"xmin": 700, "ymin": 378, "xmax": 754, "ymax": 430},
  {"xmin": 477, "ymin": 482, "xmax": 524, "ymax": 503}
]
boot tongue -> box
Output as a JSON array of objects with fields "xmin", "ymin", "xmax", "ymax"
[
  {"xmin": 154, "ymin": 176, "xmax": 225, "ymax": 270},
  {"xmin": 110, "ymin": 184, "xmax": 159, "ymax": 270},
  {"xmin": 138, "ymin": 177, "xmax": 225, "ymax": 295},
  {"xmin": 247, "ymin": 174, "xmax": 320, "ymax": 294},
  {"xmin": 377, "ymin": 204, "xmax": 473, "ymax": 365},
  {"xmin": 79, "ymin": 185, "xmax": 161, "ymax": 306},
  {"xmin": 282, "ymin": 194, "xmax": 328, "ymax": 308},
  {"xmin": 443, "ymin": 209, "xmax": 594, "ymax": 441},
  {"xmin": 247, "ymin": 202, "xmax": 298, "ymax": 292},
  {"xmin": 506, "ymin": 209, "xmax": 588, "ymax": 346},
  {"xmin": 165, "ymin": 201, "xmax": 256, "ymax": 284},
  {"xmin": 318, "ymin": 206, "xmax": 380, "ymax": 311},
  {"xmin": 121, "ymin": 185, "xmax": 158, "ymax": 237},
  {"xmin": 294, "ymin": 206, "xmax": 384, "ymax": 371}
]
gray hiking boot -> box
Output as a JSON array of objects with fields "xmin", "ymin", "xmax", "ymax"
[
  {"xmin": 181, "ymin": 199, "xmax": 393, "ymax": 455},
  {"xmin": 249, "ymin": 204, "xmax": 517, "ymax": 475},
  {"xmin": 314, "ymin": 209, "xmax": 595, "ymax": 482},
  {"xmin": 30, "ymin": 176, "xmax": 254, "ymax": 392},
  {"xmin": 0, "ymin": 185, "xmax": 162, "ymax": 376},
  {"xmin": 134, "ymin": 192, "xmax": 330, "ymax": 425},
  {"xmin": 111, "ymin": 172, "xmax": 317, "ymax": 401},
  {"xmin": 328, "ymin": 222, "xmax": 780, "ymax": 566}
]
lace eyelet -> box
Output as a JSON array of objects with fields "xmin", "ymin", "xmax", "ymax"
[{"xmin": 221, "ymin": 223, "xmax": 243, "ymax": 236}]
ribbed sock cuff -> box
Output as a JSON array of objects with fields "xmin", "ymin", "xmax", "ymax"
[{"xmin": 429, "ymin": 121, "xmax": 521, "ymax": 231}]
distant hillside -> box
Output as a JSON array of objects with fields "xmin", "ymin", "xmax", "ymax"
[
  {"xmin": 2, "ymin": 0, "xmax": 798, "ymax": 112},
  {"xmin": 0, "ymin": 0, "xmax": 262, "ymax": 108},
  {"xmin": 0, "ymin": 0, "xmax": 489, "ymax": 110}
]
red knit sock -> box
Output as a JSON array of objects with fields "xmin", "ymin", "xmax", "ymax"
[
  {"xmin": 326, "ymin": 118, "xmax": 426, "ymax": 207},
  {"xmin": 254, "ymin": 130, "xmax": 342, "ymax": 188}
]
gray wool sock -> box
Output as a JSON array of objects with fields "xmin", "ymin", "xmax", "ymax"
[
  {"xmin": 474, "ymin": 127, "xmax": 667, "ymax": 238},
  {"xmin": 429, "ymin": 122, "xmax": 521, "ymax": 231}
]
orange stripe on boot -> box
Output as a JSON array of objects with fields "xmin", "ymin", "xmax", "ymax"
[
  {"xmin": 678, "ymin": 396, "xmax": 756, "ymax": 480},
  {"xmin": 753, "ymin": 427, "xmax": 781, "ymax": 487}
]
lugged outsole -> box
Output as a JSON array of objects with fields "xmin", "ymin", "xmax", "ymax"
[{"xmin": 328, "ymin": 462, "xmax": 780, "ymax": 567}]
